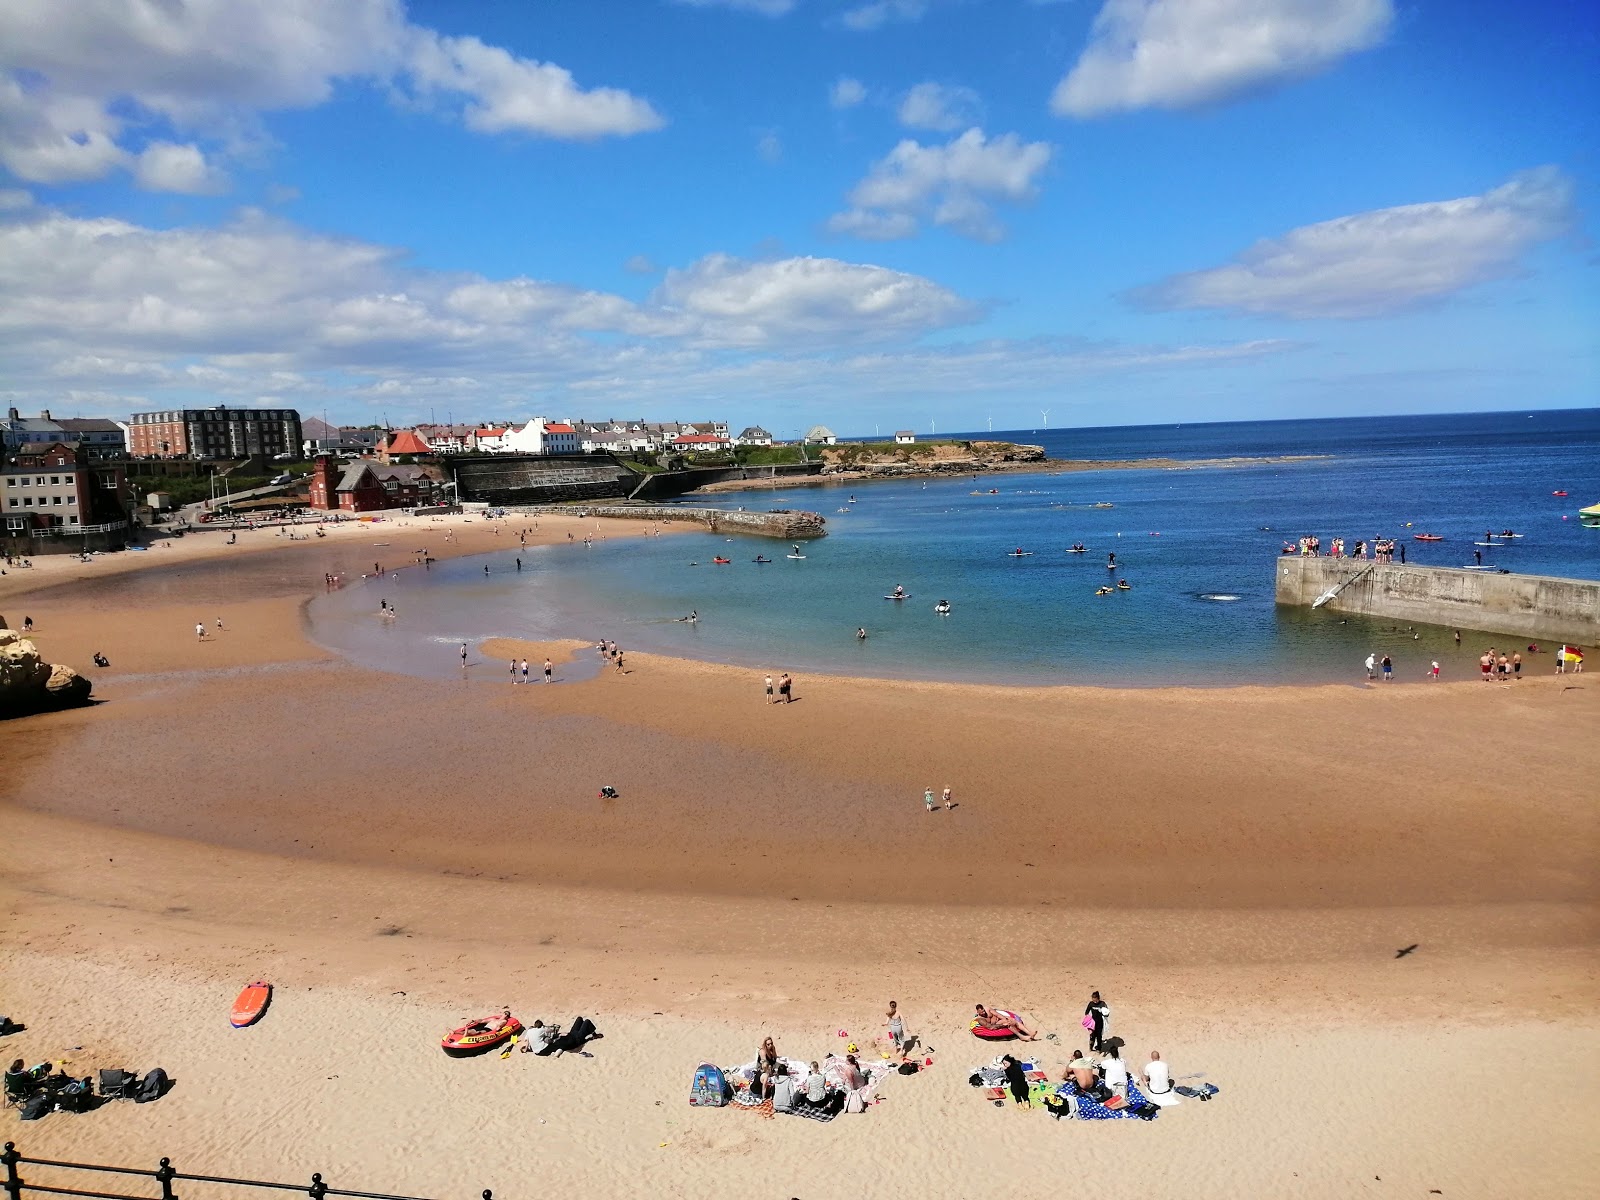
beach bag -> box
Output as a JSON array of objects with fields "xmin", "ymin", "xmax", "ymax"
[
  {"xmin": 689, "ymin": 1063, "xmax": 727, "ymax": 1108},
  {"xmin": 19, "ymin": 1093, "xmax": 50, "ymax": 1120},
  {"xmin": 1081, "ymin": 1015, "xmax": 1095, "ymax": 1030},
  {"xmin": 136, "ymin": 1068, "xmax": 168, "ymax": 1104},
  {"xmin": 897, "ymin": 1062, "xmax": 919, "ymax": 1075}
]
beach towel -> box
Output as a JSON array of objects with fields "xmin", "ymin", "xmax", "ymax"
[
  {"xmin": 1057, "ymin": 1078, "xmax": 1154, "ymax": 1120},
  {"xmin": 787, "ymin": 1093, "xmax": 844, "ymax": 1122}
]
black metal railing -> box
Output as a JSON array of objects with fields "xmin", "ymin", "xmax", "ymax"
[{"xmin": 0, "ymin": 1146, "xmax": 490, "ymax": 1200}]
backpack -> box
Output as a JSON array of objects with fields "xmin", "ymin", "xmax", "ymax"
[
  {"xmin": 688, "ymin": 1062, "xmax": 727, "ymax": 1107},
  {"xmin": 897, "ymin": 1062, "xmax": 920, "ymax": 1075},
  {"xmin": 136, "ymin": 1067, "xmax": 168, "ymax": 1104},
  {"xmin": 19, "ymin": 1093, "xmax": 51, "ymax": 1120}
]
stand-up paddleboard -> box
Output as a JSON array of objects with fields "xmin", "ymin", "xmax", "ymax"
[
  {"xmin": 884, "ymin": 594, "xmax": 912, "ymax": 600},
  {"xmin": 786, "ymin": 553, "xmax": 806, "ymax": 559},
  {"xmin": 1461, "ymin": 564, "xmax": 1497, "ymax": 570},
  {"xmin": 1473, "ymin": 541, "xmax": 1505, "ymax": 547},
  {"xmin": 1006, "ymin": 551, "xmax": 1033, "ymax": 557},
  {"xmin": 1064, "ymin": 548, "xmax": 1088, "ymax": 553},
  {"xmin": 231, "ymin": 981, "xmax": 272, "ymax": 1028}
]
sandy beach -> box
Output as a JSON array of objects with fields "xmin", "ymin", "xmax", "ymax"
[{"xmin": 3, "ymin": 515, "xmax": 1597, "ymax": 1198}]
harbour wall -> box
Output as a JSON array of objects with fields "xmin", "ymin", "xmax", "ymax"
[
  {"xmin": 1275, "ymin": 557, "xmax": 1600, "ymax": 642},
  {"xmin": 548, "ymin": 504, "xmax": 826, "ymax": 540}
]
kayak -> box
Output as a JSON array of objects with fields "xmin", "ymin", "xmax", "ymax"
[
  {"xmin": 712, "ymin": 557, "xmax": 731, "ymax": 564},
  {"xmin": 1412, "ymin": 534, "xmax": 1444, "ymax": 542},
  {"xmin": 442, "ymin": 1013, "xmax": 524, "ymax": 1055},
  {"xmin": 885, "ymin": 594, "xmax": 912, "ymax": 600}
]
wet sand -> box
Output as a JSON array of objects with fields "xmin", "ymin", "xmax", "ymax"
[{"xmin": 2, "ymin": 519, "xmax": 1597, "ymax": 1197}]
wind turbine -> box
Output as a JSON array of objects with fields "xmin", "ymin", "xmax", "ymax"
[{"xmin": 1040, "ymin": 408, "xmax": 1050, "ymax": 429}]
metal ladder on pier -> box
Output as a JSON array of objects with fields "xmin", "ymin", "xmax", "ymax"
[{"xmin": 1311, "ymin": 563, "xmax": 1375, "ymax": 609}]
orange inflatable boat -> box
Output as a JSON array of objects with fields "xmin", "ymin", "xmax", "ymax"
[{"xmin": 442, "ymin": 1012, "xmax": 523, "ymax": 1055}]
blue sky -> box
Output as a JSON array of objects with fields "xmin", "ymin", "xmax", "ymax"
[{"xmin": 0, "ymin": 0, "xmax": 1595, "ymax": 435}]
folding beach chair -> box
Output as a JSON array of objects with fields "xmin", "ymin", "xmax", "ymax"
[{"xmin": 98, "ymin": 1068, "xmax": 139, "ymax": 1101}]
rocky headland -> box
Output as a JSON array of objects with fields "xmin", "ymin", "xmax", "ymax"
[{"xmin": 0, "ymin": 625, "xmax": 92, "ymax": 716}]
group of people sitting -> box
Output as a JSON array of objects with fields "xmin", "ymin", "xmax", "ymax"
[{"xmin": 520, "ymin": 1017, "xmax": 600, "ymax": 1057}]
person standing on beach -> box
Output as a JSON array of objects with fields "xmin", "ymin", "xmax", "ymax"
[
  {"xmin": 509, "ymin": 659, "xmax": 518, "ymax": 684},
  {"xmin": 765, "ymin": 674, "xmax": 775, "ymax": 704},
  {"xmin": 925, "ymin": 787, "xmax": 937, "ymax": 813},
  {"xmin": 544, "ymin": 658, "xmax": 553, "ymax": 683},
  {"xmin": 1365, "ymin": 653, "xmax": 1376, "ymax": 680},
  {"xmin": 779, "ymin": 673, "xmax": 792, "ymax": 703},
  {"xmin": 1430, "ymin": 660, "xmax": 1441, "ymax": 680},
  {"xmin": 943, "ymin": 785, "xmax": 954, "ymax": 810},
  {"xmin": 1480, "ymin": 651, "xmax": 1493, "ymax": 680},
  {"xmin": 1454, "ymin": 630, "xmax": 1461, "ymax": 647},
  {"xmin": 886, "ymin": 1001, "xmax": 906, "ymax": 1053},
  {"xmin": 1085, "ymin": 991, "xmax": 1110, "ymax": 1053},
  {"xmin": 1381, "ymin": 654, "xmax": 1393, "ymax": 682},
  {"xmin": 460, "ymin": 643, "xmax": 468, "ymax": 669},
  {"xmin": 1512, "ymin": 651, "xmax": 1522, "ymax": 679},
  {"xmin": 196, "ymin": 622, "xmax": 206, "ymax": 641},
  {"xmin": 521, "ymin": 659, "xmax": 530, "ymax": 684}
]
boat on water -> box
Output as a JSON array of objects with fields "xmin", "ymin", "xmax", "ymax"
[
  {"xmin": 712, "ymin": 557, "xmax": 731, "ymax": 564},
  {"xmin": 1413, "ymin": 533, "xmax": 1445, "ymax": 542},
  {"xmin": 1095, "ymin": 586, "xmax": 1113, "ymax": 596},
  {"xmin": 1580, "ymin": 503, "xmax": 1600, "ymax": 529},
  {"xmin": 1552, "ymin": 490, "xmax": 1568, "ymax": 497}
]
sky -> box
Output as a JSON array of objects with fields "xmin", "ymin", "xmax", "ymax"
[{"xmin": 0, "ymin": 0, "xmax": 1595, "ymax": 437}]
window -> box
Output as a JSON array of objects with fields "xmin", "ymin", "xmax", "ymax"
[
  {"xmin": 67, "ymin": 495, "xmax": 76, "ymax": 504},
  {"xmin": 6, "ymin": 497, "xmax": 15, "ymax": 507},
  {"xmin": 52, "ymin": 495, "xmax": 61, "ymax": 505},
  {"xmin": 4, "ymin": 477, "xmax": 13, "ymax": 486},
  {"xmin": 49, "ymin": 475, "xmax": 59, "ymax": 485},
  {"xmin": 35, "ymin": 476, "xmax": 44, "ymax": 485},
  {"xmin": 5, "ymin": 516, "xmax": 24, "ymax": 531},
  {"xmin": 23, "ymin": 496, "xmax": 32, "ymax": 506},
  {"xmin": 69, "ymin": 516, "xmax": 78, "ymax": 525}
]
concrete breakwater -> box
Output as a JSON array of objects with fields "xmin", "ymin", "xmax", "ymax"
[
  {"xmin": 1276, "ymin": 557, "xmax": 1600, "ymax": 642},
  {"xmin": 549, "ymin": 504, "xmax": 827, "ymax": 540}
]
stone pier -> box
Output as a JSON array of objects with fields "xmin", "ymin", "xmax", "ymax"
[
  {"xmin": 1275, "ymin": 557, "xmax": 1600, "ymax": 642},
  {"xmin": 548, "ymin": 504, "xmax": 827, "ymax": 539}
]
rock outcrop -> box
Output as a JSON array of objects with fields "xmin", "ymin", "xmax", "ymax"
[
  {"xmin": 817, "ymin": 439, "xmax": 1046, "ymax": 477},
  {"xmin": 0, "ymin": 627, "xmax": 93, "ymax": 716}
]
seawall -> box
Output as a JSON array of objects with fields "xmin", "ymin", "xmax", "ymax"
[
  {"xmin": 549, "ymin": 504, "xmax": 826, "ymax": 540},
  {"xmin": 1275, "ymin": 557, "xmax": 1600, "ymax": 642}
]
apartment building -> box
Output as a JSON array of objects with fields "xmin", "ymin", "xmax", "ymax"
[{"xmin": 127, "ymin": 407, "xmax": 302, "ymax": 459}]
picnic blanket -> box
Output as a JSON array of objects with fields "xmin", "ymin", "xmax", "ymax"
[
  {"xmin": 786, "ymin": 1093, "xmax": 845, "ymax": 1122},
  {"xmin": 1058, "ymin": 1077, "xmax": 1155, "ymax": 1120}
]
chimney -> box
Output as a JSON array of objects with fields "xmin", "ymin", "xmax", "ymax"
[
  {"xmin": 39, "ymin": 409, "xmax": 50, "ymax": 421},
  {"xmin": 7, "ymin": 407, "xmax": 17, "ymax": 420}
]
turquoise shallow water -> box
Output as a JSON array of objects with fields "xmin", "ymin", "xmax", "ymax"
[{"xmin": 307, "ymin": 409, "xmax": 1600, "ymax": 687}]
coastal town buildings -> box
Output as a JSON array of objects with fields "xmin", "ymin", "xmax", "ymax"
[
  {"xmin": 502, "ymin": 418, "xmax": 581, "ymax": 455},
  {"xmin": 377, "ymin": 429, "xmax": 433, "ymax": 462},
  {"xmin": 671, "ymin": 433, "xmax": 732, "ymax": 454},
  {"xmin": 2, "ymin": 410, "xmax": 127, "ymax": 458},
  {"xmin": 127, "ymin": 407, "xmax": 302, "ymax": 460},
  {"xmin": 894, "ymin": 430, "xmax": 917, "ymax": 445},
  {"xmin": 804, "ymin": 425, "xmax": 838, "ymax": 445},
  {"xmin": 307, "ymin": 455, "xmax": 448, "ymax": 513},
  {"xmin": 2, "ymin": 440, "xmax": 130, "ymax": 553},
  {"xmin": 735, "ymin": 426, "xmax": 773, "ymax": 447}
]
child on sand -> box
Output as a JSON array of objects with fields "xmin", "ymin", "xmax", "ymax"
[{"xmin": 925, "ymin": 787, "xmax": 937, "ymax": 812}]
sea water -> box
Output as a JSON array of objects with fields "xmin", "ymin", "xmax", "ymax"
[{"xmin": 307, "ymin": 409, "xmax": 1600, "ymax": 687}]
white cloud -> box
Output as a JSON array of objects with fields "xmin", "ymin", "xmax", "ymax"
[
  {"xmin": 0, "ymin": 187, "xmax": 34, "ymax": 210},
  {"xmin": 1053, "ymin": 0, "xmax": 1393, "ymax": 118},
  {"xmin": 677, "ymin": 0, "xmax": 797, "ymax": 14},
  {"xmin": 829, "ymin": 128, "xmax": 1053, "ymax": 242},
  {"xmin": 897, "ymin": 82, "xmax": 981, "ymax": 132},
  {"xmin": 0, "ymin": 0, "xmax": 662, "ymax": 189},
  {"xmin": 756, "ymin": 131, "xmax": 784, "ymax": 163},
  {"xmin": 842, "ymin": 1, "xmax": 930, "ymax": 31},
  {"xmin": 0, "ymin": 202, "xmax": 1289, "ymax": 420},
  {"xmin": 134, "ymin": 142, "xmax": 229, "ymax": 195},
  {"xmin": 1131, "ymin": 168, "xmax": 1576, "ymax": 319},
  {"xmin": 623, "ymin": 254, "xmax": 659, "ymax": 275},
  {"xmin": 403, "ymin": 30, "xmax": 663, "ymax": 139},
  {"xmin": 653, "ymin": 253, "xmax": 978, "ymax": 347},
  {"xmin": 830, "ymin": 77, "xmax": 868, "ymax": 109}
]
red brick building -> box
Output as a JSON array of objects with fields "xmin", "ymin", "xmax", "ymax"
[
  {"xmin": 308, "ymin": 455, "xmax": 447, "ymax": 513},
  {"xmin": 127, "ymin": 406, "xmax": 301, "ymax": 459},
  {"xmin": 3, "ymin": 441, "xmax": 130, "ymax": 553}
]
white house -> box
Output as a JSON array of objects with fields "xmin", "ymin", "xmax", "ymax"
[
  {"xmin": 893, "ymin": 430, "xmax": 916, "ymax": 445},
  {"xmin": 473, "ymin": 427, "xmax": 510, "ymax": 453},
  {"xmin": 803, "ymin": 424, "xmax": 837, "ymax": 445},
  {"xmin": 503, "ymin": 418, "xmax": 581, "ymax": 455},
  {"xmin": 736, "ymin": 426, "xmax": 773, "ymax": 447}
]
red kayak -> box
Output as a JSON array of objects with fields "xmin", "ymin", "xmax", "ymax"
[
  {"xmin": 1412, "ymin": 534, "xmax": 1444, "ymax": 542},
  {"xmin": 712, "ymin": 557, "xmax": 731, "ymax": 564}
]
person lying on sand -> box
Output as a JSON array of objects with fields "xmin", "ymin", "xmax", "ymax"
[{"xmin": 975, "ymin": 1004, "xmax": 1038, "ymax": 1040}]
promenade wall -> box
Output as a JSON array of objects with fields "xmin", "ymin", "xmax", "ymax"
[{"xmin": 1275, "ymin": 557, "xmax": 1600, "ymax": 642}]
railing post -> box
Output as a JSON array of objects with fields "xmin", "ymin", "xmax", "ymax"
[
  {"xmin": 308, "ymin": 1174, "xmax": 328, "ymax": 1200},
  {"xmin": 155, "ymin": 1157, "xmax": 177, "ymax": 1200},
  {"xmin": 2, "ymin": 1142, "xmax": 21, "ymax": 1200}
]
